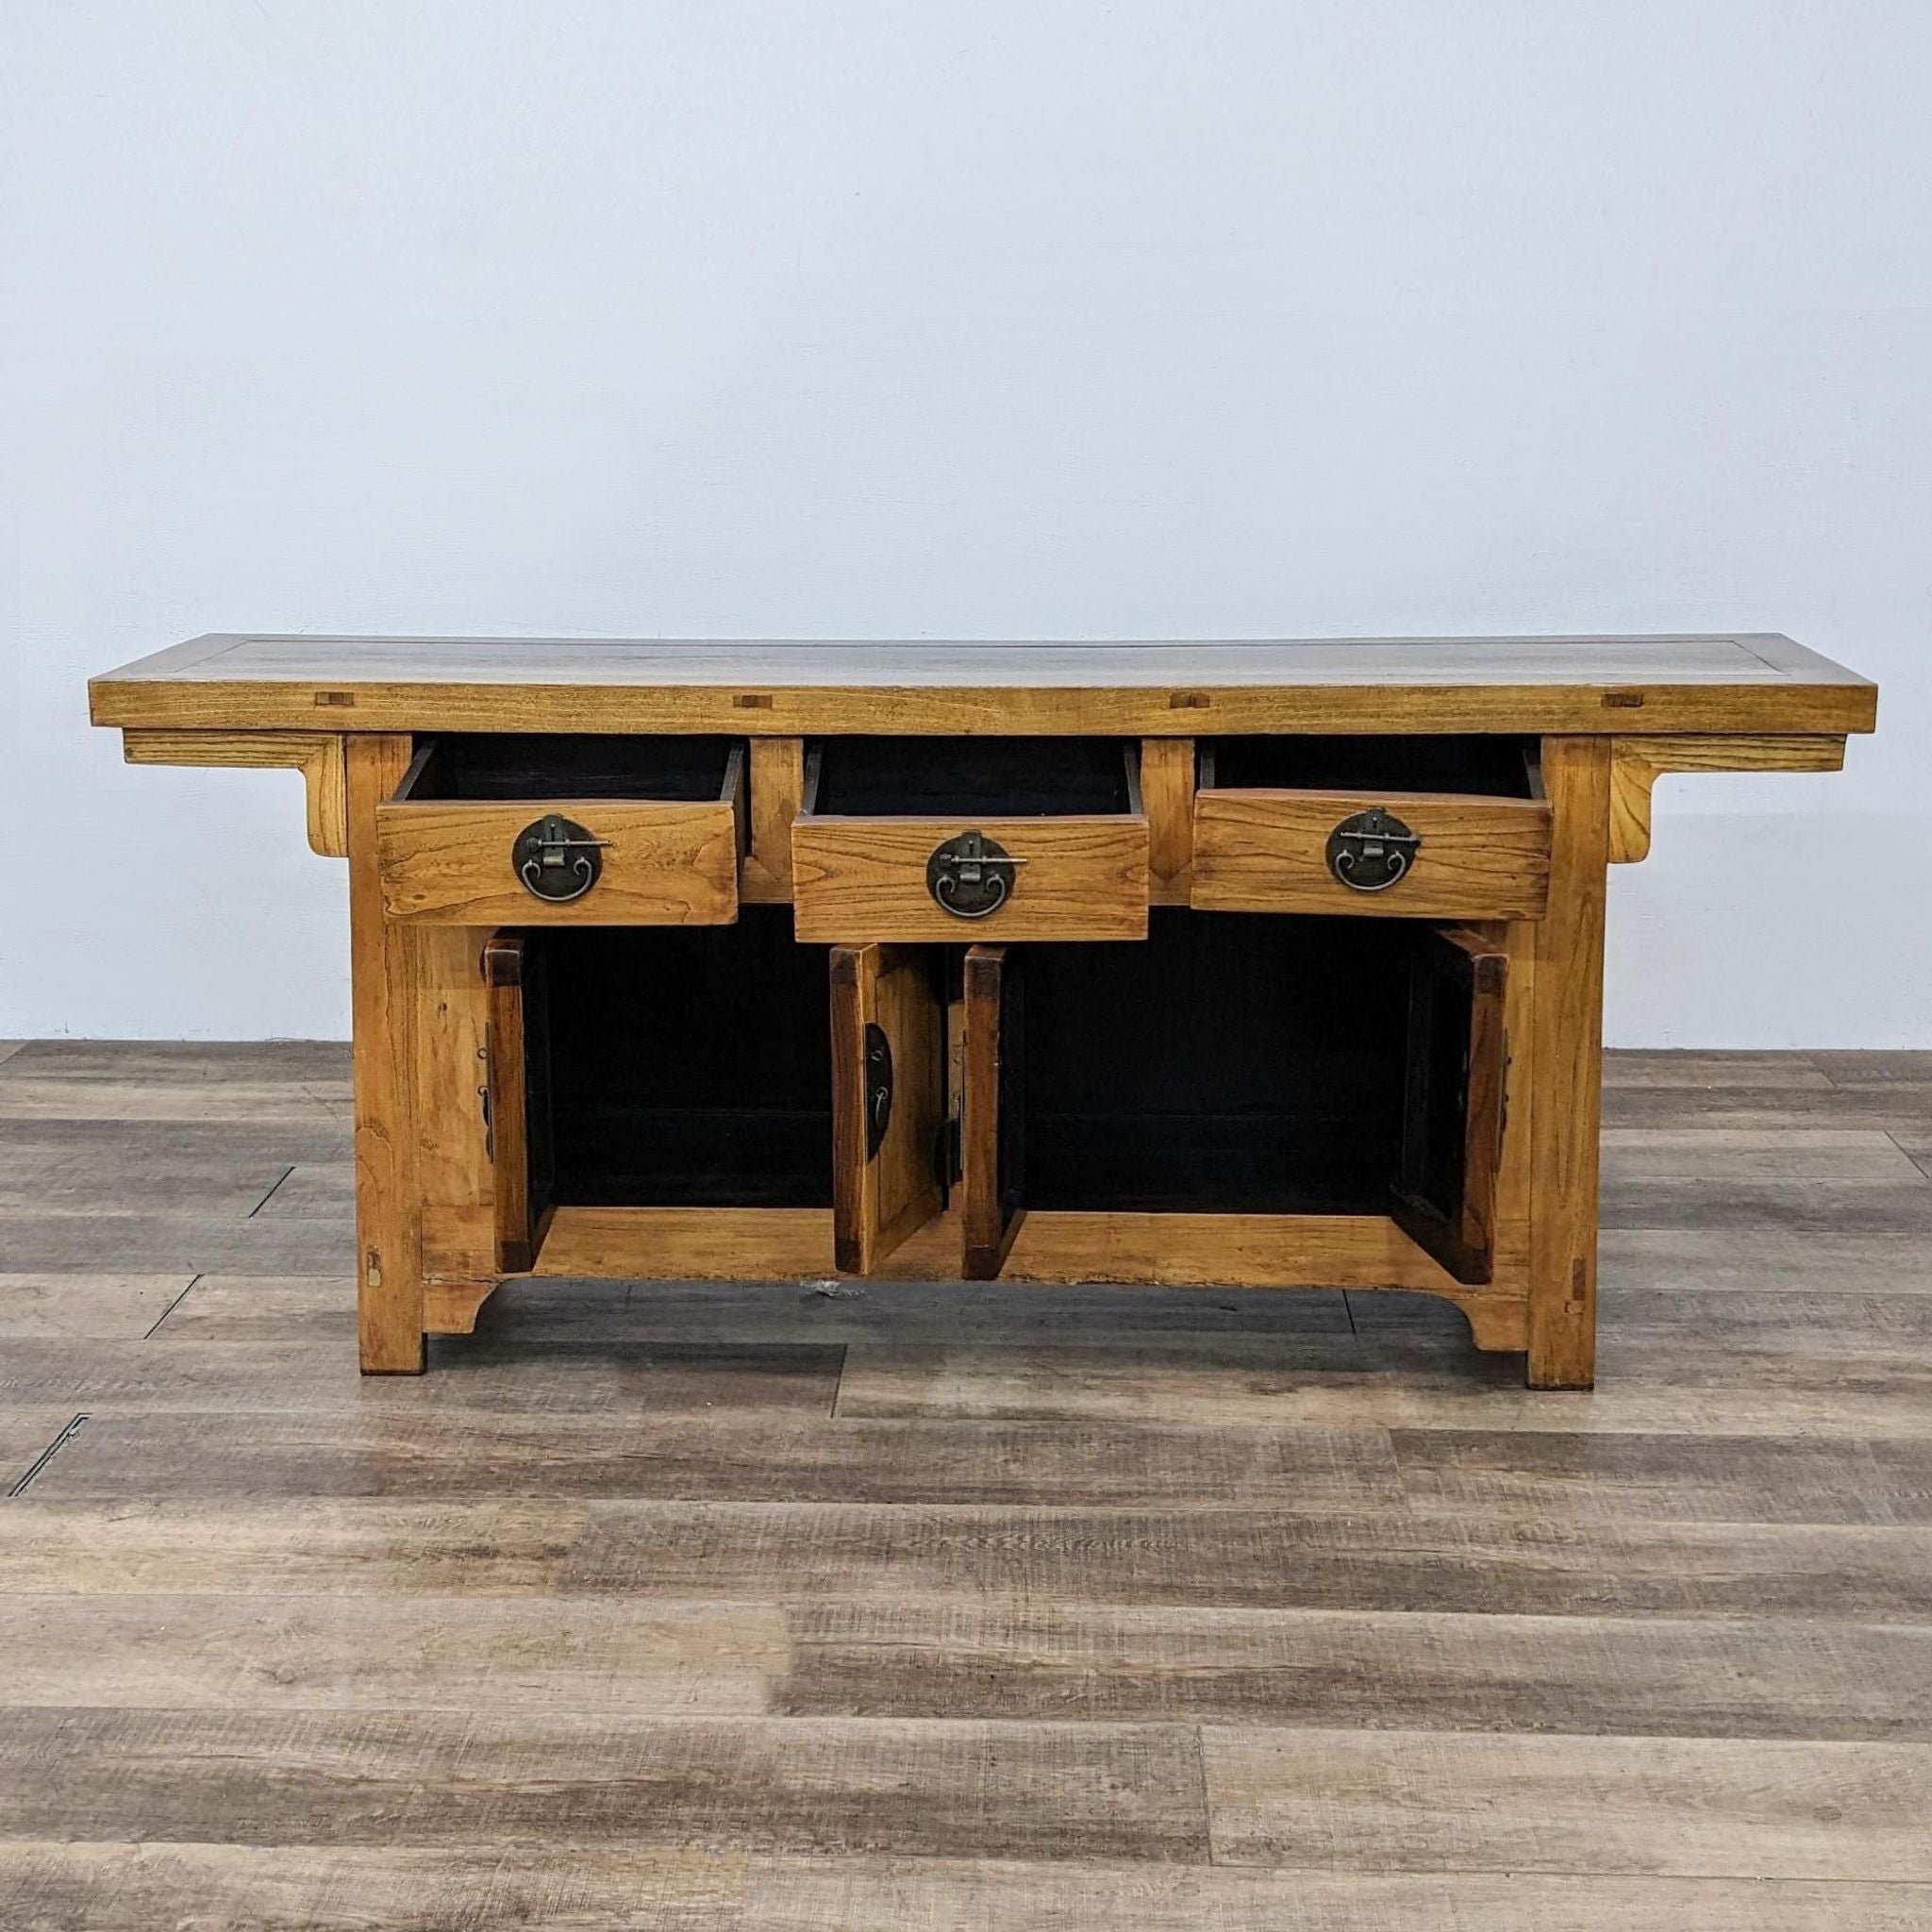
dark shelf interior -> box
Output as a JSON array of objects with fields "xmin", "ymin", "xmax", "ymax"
[
  {"xmin": 809, "ymin": 736, "xmax": 1133, "ymax": 817},
  {"xmin": 410, "ymin": 734, "xmax": 737, "ymax": 802},
  {"xmin": 1205, "ymin": 734, "xmax": 1536, "ymax": 797},
  {"xmin": 1016, "ymin": 911, "xmax": 1411, "ymax": 1214},
  {"xmin": 535, "ymin": 910, "xmax": 833, "ymax": 1208}
]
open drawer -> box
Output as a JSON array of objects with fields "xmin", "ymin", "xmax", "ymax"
[
  {"xmin": 378, "ymin": 735, "xmax": 746, "ymax": 925},
  {"xmin": 954, "ymin": 913, "xmax": 1511, "ymax": 1286},
  {"xmin": 791, "ymin": 738, "xmax": 1151, "ymax": 942},
  {"xmin": 1191, "ymin": 736, "xmax": 1550, "ymax": 921}
]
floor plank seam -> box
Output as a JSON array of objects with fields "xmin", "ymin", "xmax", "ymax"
[
  {"xmin": 6, "ymin": 1414, "xmax": 92, "ymax": 1498},
  {"xmin": 245, "ymin": 1169, "xmax": 296, "ymax": 1218},
  {"xmin": 1888, "ymin": 1129, "xmax": 1932, "ymax": 1184},
  {"xmin": 142, "ymin": 1274, "xmax": 204, "ymax": 1339}
]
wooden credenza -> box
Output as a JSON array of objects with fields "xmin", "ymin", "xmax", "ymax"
[{"xmin": 90, "ymin": 633, "xmax": 1876, "ymax": 1386}]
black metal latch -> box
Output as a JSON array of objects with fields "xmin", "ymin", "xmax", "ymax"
[
  {"xmin": 1325, "ymin": 807, "xmax": 1422, "ymax": 893},
  {"xmin": 863, "ymin": 1023, "xmax": 893, "ymax": 1158},
  {"xmin": 926, "ymin": 830, "xmax": 1019, "ymax": 919},
  {"xmin": 511, "ymin": 813, "xmax": 607, "ymax": 903}
]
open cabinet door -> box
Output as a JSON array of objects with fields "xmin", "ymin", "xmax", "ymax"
[
  {"xmin": 1391, "ymin": 925, "xmax": 1508, "ymax": 1286},
  {"xmin": 830, "ymin": 944, "xmax": 945, "ymax": 1274},
  {"xmin": 960, "ymin": 943, "xmax": 1026, "ymax": 1279},
  {"xmin": 482, "ymin": 932, "xmax": 555, "ymax": 1273}
]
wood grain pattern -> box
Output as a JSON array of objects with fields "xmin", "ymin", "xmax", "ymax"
[
  {"xmin": 735, "ymin": 1863, "xmax": 1931, "ymax": 1932},
  {"xmin": 775, "ymin": 1597, "xmax": 1932, "ymax": 1736},
  {"xmin": 121, "ymin": 728, "xmax": 348, "ymax": 858},
  {"xmin": 1203, "ymin": 1727, "xmax": 1932, "ymax": 1877},
  {"xmin": 0, "ymin": 1706, "xmax": 1210, "ymax": 1860},
  {"xmin": 5, "ymin": 1846, "xmax": 1924, "ymax": 1932},
  {"xmin": 565, "ymin": 1502, "xmax": 1932, "ymax": 1618},
  {"xmin": 482, "ymin": 933, "xmax": 536, "ymax": 1272},
  {"xmin": 377, "ymin": 797, "xmax": 741, "ymax": 924},
  {"xmin": 1192, "ymin": 787, "xmax": 1551, "ymax": 919},
  {"xmin": 527, "ymin": 1203, "xmax": 1526, "ymax": 1338},
  {"xmin": 1526, "ymin": 737, "xmax": 1612, "ymax": 1388},
  {"xmin": 1391, "ymin": 924, "xmax": 1509, "ymax": 1284},
  {"xmin": 741, "ymin": 736, "xmax": 806, "ymax": 901},
  {"xmin": 90, "ymin": 632, "xmax": 1879, "ymax": 737},
  {"xmin": 1139, "ymin": 737, "xmax": 1196, "ymax": 902},
  {"xmin": 0, "ymin": 1592, "xmax": 786, "ymax": 1712},
  {"xmin": 346, "ymin": 736, "xmax": 425, "ymax": 1374},
  {"xmin": 829, "ymin": 945, "xmax": 944, "ymax": 1274},
  {"xmin": 959, "ymin": 945, "xmax": 1021, "ymax": 1279},
  {"xmin": 792, "ymin": 815, "xmax": 1150, "ymax": 941},
  {"xmin": 1609, "ymin": 732, "xmax": 1848, "ymax": 862},
  {"xmin": 8, "ymin": 1041, "xmax": 1931, "ymax": 1925},
  {"xmin": 27, "ymin": 1409, "xmax": 1398, "ymax": 1507},
  {"xmin": 0, "ymin": 1844, "xmax": 752, "ymax": 1932},
  {"xmin": 0, "ymin": 1274, "xmax": 193, "ymax": 1338}
]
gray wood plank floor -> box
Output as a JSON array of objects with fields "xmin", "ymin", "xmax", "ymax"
[{"xmin": 2, "ymin": 1039, "xmax": 1929, "ymax": 1930}]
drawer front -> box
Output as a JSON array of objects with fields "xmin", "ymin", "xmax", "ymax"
[
  {"xmin": 377, "ymin": 798, "xmax": 741, "ymax": 924},
  {"xmin": 1191, "ymin": 789, "xmax": 1550, "ymax": 920},
  {"xmin": 792, "ymin": 817, "xmax": 1150, "ymax": 941}
]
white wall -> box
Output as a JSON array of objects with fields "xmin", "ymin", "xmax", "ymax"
[{"xmin": 3, "ymin": 0, "xmax": 1926, "ymax": 1045}]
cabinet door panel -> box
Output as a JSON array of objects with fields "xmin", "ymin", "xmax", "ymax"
[
  {"xmin": 830, "ymin": 943, "xmax": 945, "ymax": 1274},
  {"xmin": 482, "ymin": 932, "xmax": 555, "ymax": 1273},
  {"xmin": 1391, "ymin": 924, "xmax": 1508, "ymax": 1284},
  {"xmin": 961, "ymin": 943, "xmax": 1026, "ymax": 1279}
]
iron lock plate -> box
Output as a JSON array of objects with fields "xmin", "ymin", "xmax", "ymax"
[
  {"xmin": 511, "ymin": 813, "xmax": 608, "ymax": 903},
  {"xmin": 1325, "ymin": 807, "xmax": 1422, "ymax": 892},
  {"xmin": 863, "ymin": 1022, "xmax": 893, "ymax": 1158},
  {"xmin": 926, "ymin": 829, "xmax": 1017, "ymax": 919}
]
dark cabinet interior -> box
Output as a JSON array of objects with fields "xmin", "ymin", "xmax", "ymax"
[
  {"xmin": 1200, "ymin": 734, "xmax": 1539, "ymax": 798},
  {"xmin": 484, "ymin": 908, "xmax": 1507, "ymax": 1286},
  {"xmin": 400, "ymin": 733, "xmax": 743, "ymax": 802},
  {"xmin": 955, "ymin": 911, "xmax": 1508, "ymax": 1284},
  {"xmin": 804, "ymin": 735, "xmax": 1138, "ymax": 817},
  {"xmin": 1010, "ymin": 912, "xmax": 1411, "ymax": 1215},
  {"xmin": 495, "ymin": 911, "xmax": 833, "ymax": 1255}
]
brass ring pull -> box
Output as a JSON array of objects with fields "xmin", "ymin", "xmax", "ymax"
[
  {"xmin": 1325, "ymin": 807, "xmax": 1421, "ymax": 892},
  {"xmin": 926, "ymin": 830, "xmax": 1021, "ymax": 919},
  {"xmin": 511, "ymin": 813, "xmax": 608, "ymax": 903}
]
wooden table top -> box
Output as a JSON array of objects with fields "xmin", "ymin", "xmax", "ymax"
[{"xmin": 91, "ymin": 631, "xmax": 1876, "ymax": 737}]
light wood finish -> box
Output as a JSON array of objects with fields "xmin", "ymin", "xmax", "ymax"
[
  {"xmin": 959, "ymin": 945, "xmax": 1021, "ymax": 1280},
  {"xmin": 1609, "ymin": 732, "xmax": 1849, "ymax": 862},
  {"xmin": 741, "ymin": 737, "xmax": 807, "ymax": 901},
  {"xmin": 345, "ymin": 738, "xmax": 425, "ymax": 1374},
  {"xmin": 6, "ymin": 1042, "xmax": 1932, "ymax": 1924},
  {"xmin": 1192, "ymin": 786, "xmax": 1552, "ymax": 919},
  {"xmin": 92, "ymin": 639, "xmax": 1874, "ymax": 1396},
  {"xmin": 376, "ymin": 796, "xmax": 741, "ymax": 925},
  {"xmin": 406, "ymin": 927, "xmax": 498, "ymax": 1291},
  {"xmin": 92, "ymin": 632, "xmax": 1878, "ymax": 737},
  {"xmin": 794, "ymin": 817, "xmax": 1151, "ymax": 942},
  {"xmin": 422, "ymin": 1277, "xmax": 500, "ymax": 1335},
  {"xmin": 122, "ymin": 728, "xmax": 348, "ymax": 858},
  {"xmin": 1526, "ymin": 737, "xmax": 1613, "ymax": 1388},
  {"xmin": 1139, "ymin": 737, "xmax": 1196, "ymax": 903},
  {"xmin": 829, "ymin": 946, "xmax": 944, "ymax": 1274},
  {"xmin": 481, "ymin": 934, "xmax": 538, "ymax": 1274},
  {"xmin": 528, "ymin": 1201, "xmax": 1525, "ymax": 1346},
  {"xmin": 1391, "ymin": 925, "xmax": 1510, "ymax": 1284},
  {"xmin": 531, "ymin": 1206, "xmax": 836, "ymax": 1281}
]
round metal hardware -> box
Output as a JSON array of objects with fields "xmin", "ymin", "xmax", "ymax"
[
  {"xmin": 926, "ymin": 830, "xmax": 1016, "ymax": 920},
  {"xmin": 1324, "ymin": 807, "xmax": 1422, "ymax": 893},
  {"xmin": 511, "ymin": 812, "xmax": 607, "ymax": 903},
  {"xmin": 862, "ymin": 1022, "xmax": 893, "ymax": 1159}
]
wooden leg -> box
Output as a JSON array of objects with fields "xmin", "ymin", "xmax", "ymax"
[
  {"xmin": 1525, "ymin": 737, "xmax": 1611, "ymax": 1390},
  {"xmin": 347, "ymin": 735, "xmax": 426, "ymax": 1374}
]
